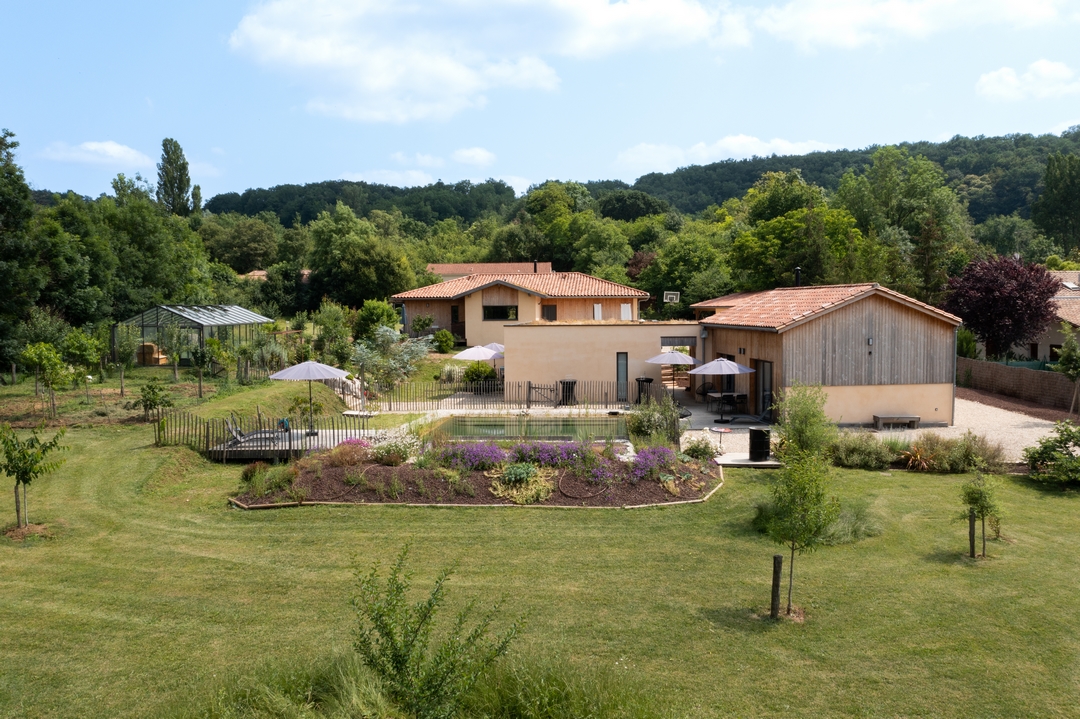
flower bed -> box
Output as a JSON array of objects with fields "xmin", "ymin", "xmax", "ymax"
[{"xmin": 232, "ymin": 440, "xmax": 720, "ymax": 508}]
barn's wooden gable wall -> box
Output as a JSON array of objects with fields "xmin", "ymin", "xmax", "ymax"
[{"xmin": 782, "ymin": 294, "xmax": 955, "ymax": 386}]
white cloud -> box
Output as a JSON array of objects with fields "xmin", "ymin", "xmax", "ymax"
[
  {"xmin": 452, "ymin": 147, "xmax": 496, "ymax": 167},
  {"xmin": 229, "ymin": 0, "xmax": 742, "ymax": 123},
  {"xmin": 616, "ymin": 134, "xmax": 834, "ymax": 176},
  {"xmin": 42, "ymin": 140, "xmax": 153, "ymax": 168},
  {"xmin": 342, "ymin": 169, "xmax": 435, "ymax": 186},
  {"xmin": 754, "ymin": 0, "xmax": 1064, "ymax": 50},
  {"xmin": 976, "ymin": 59, "xmax": 1080, "ymax": 101}
]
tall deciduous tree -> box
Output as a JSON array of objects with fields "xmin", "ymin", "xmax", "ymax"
[
  {"xmin": 1033, "ymin": 153, "xmax": 1080, "ymax": 255},
  {"xmin": 0, "ymin": 424, "xmax": 66, "ymax": 529},
  {"xmin": 156, "ymin": 138, "xmax": 192, "ymax": 216},
  {"xmin": 943, "ymin": 256, "xmax": 1059, "ymax": 359},
  {"xmin": 766, "ymin": 455, "xmax": 840, "ymax": 615}
]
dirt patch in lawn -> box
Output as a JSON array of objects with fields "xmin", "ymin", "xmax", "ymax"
[
  {"xmin": 4, "ymin": 523, "xmax": 51, "ymax": 541},
  {"xmin": 234, "ymin": 460, "xmax": 722, "ymax": 508}
]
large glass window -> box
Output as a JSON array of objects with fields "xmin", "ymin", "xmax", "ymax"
[
  {"xmin": 541, "ymin": 305, "xmax": 557, "ymax": 321},
  {"xmin": 483, "ymin": 306, "xmax": 518, "ymax": 321}
]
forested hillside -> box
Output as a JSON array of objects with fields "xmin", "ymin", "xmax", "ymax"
[
  {"xmin": 206, "ymin": 179, "xmax": 517, "ymax": 226},
  {"xmin": 633, "ymin": 130, "xmax": 1080, "ymax": 222}
]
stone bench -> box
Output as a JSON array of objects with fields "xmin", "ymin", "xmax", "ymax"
[{"xmin": 873, "ymin": 415, "xmax": 920, "ymax": 431}]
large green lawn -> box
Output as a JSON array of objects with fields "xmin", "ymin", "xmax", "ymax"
[{"xmin": 2, "ymin": 426, "xmax": 1080, "ymax": 717}]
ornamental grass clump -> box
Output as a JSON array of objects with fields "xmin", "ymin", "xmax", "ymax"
[
  {"xmin": 629, "ymin": 446, "xmax": 675, "ymax": 484},
  {"xmin": 437, "ymin": 442, "xmax": 506, "ymax": 471},
  {"xmin": 831, "ymin": 431, "xmax": 895, "ymax": 470},
  {"xmin": 326, "ymin": 439, "xmax": 373, "ymax": 467}
]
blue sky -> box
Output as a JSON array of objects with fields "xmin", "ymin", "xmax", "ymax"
[{"xmin": 4, "ymin": 0, "xmax": 1080, "ymax": 200}]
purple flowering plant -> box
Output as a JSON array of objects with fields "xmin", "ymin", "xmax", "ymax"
[
  {"xmin": 436, "ymin": 442, "xmax": 506, "ymax": 471},
  {"xmin": 629, "ymin": 446, "xmax": 676, "ymax": 483}
]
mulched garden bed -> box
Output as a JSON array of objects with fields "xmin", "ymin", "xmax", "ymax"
[{"xmin": 233, "ymin": 460, "xmax": 722, "ymax": 508}]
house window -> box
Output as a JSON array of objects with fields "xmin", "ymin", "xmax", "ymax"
[
  {"xmin": 1029, "ymin": 343, "xmax": 1039, "ymax": 361},
  {"xmin": 1051, "ymin": 344, "xmax": 1063, "ymax": 360},
  {"xmin": 620, "ymin": 303, "xmax": 632, "ymax": 320},
  {"xmin": 541, "ymin": 305, "xmax": 557, "ymax": 321},
  {"xmin": 483, "ymin": 305, "xmax": 517, "ymax": 321},
  {"xmin": 593, "ymin": 303, "xmax": 603, "ymax": 320},
  {"xmin": 451, "ymin": 306, "xmax": 460, "ymax": 324}
]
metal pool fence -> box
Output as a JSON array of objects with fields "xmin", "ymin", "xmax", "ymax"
[{"xmin": 361, "ymin": 379, "xmax": 670, "ymax": 412}]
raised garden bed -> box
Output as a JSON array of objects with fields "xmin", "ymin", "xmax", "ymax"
[{"xmin": 231, "ymin": 440, "xmax": 724, "ymax": 509}]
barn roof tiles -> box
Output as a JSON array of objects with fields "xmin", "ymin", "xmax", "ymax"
[{"xmin": 392, "ymin": 272, "xmax": 649, "ymax": 300}]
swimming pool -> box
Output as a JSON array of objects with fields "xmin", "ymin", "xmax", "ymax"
[{"xmin": 433, "ymin": 415, "xmax": 627, "ymax": 441}]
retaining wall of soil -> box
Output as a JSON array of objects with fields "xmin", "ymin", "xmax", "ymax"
[{"xmin": 956, "ymin": 357, "xmax": 1076, "ymax": 410}]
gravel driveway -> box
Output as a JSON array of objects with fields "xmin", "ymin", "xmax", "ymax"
[{"xmin": 683, "ymin": 398, "xmax": 1057, "ymax": 462}]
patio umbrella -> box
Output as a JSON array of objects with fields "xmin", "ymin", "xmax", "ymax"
[
  {"xmin": 483, "ymin": 342, "xmax": 505, "ymax": 353},
  {"xmin": 269, "ymin": 361, "xmax": 350, "ymax": 435},
  {"xmin": 645, "ymin": 351, "xmax": 699, "ymax": 400},
  {"xmin": 689, "ymin": 358, "xmax": 755, "ymax": 422},
  {"xmin": 455, "ymin": 344, "xmax": 502, "ymax": 371}
]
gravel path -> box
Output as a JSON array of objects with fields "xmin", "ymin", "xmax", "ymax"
[{"xmin": 682, "ymin": 398, "xmax": 1057, "ymax": 462}]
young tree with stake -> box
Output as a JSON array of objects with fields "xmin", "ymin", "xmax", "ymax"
[
  {"xmin": 113, "ymin": 323, "xmax": 142, "ymax": 398},
  {"xmin": 158, "ymin": 323, "xmax": 193, "ymax": 382},
  {"xmin": 1054, "ymin": 323, "xmax": 1080, "ymax": 418},
  {"xmin": 767, "ymin": 455, "xmax": 840, "ymax": 615},
  {"xmin": 0, "ymin": 424, "xmax": 66, "ymax": 529},
  {"xmin": 961, "ymin": 474, "xmax": 1000, "ymax": 558}
]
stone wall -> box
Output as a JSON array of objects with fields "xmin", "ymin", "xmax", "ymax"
[{"xmin": 956, "ymin": 357, "xmax": 1076, "ymax": 409}]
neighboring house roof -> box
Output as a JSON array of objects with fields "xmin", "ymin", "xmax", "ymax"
[
  {"xmin": 241, "ymin": 270, "xmax": 268, "ymax": 281},
  {"xmin": 427, "ymin": 262, "xmax": 553, "ymax": 276},
  {"xmin": 1054, "ymin": 300, "xmax": 1080, "ymax": 327},
  {"xmin": 697, "ymin": 283, "xmax": 960, "ymax": 331},
  {"xmin": 392, "ymin": 272, "xmax": 649, "ymax": 301}
]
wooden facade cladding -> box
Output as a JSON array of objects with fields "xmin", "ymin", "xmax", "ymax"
[
  {"xmin": 781, "ymin": 294, "xmax": 955, "ymax": 386},
  {"xmin": 548, "ymin": 298, "xmax": 635, "ymax": 321},
  {"xmin": 482, "ymin": 285, "xmax": 518, "ymax": 306},
  {"xmin": 402, "ymin": 300, "xmax": 460, "ymax": 332},
  {"xmin": 707, "ymin": 328, "xmax": 784, "ymax": 399}
]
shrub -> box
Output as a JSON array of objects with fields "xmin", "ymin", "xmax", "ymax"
[
  {"xmin": 411, "ymin": 314, "xmax": 435, "ymax": 335},
  {"xmin": 501, "ymin": 462, "xmax": 537, "ymax": 486},
  {"xmin": 434, "ymin": 466, "xmax": 474, "ymax": 497},
  {"xmin": 682, "ymin": 435, "xmax": 716, "ymax": 461},
  {"xmin": 325, "ymin": 439, "xmax": 372, "ymax": 467},
  {"xmin": 373, "ymin": 438, "xmax": 415, "ymax": 466},
  {"xmin": 629, "ymin": 446, "xmax": 675, "ymax": 483},
  {"xmin": 136, "ymin": 377, "xmax": 173, "ymax": 420},
  {"xmin": 625, "ymin": 395, "xmax": 681, "ymax": 443},
  {"xmin": 508, "ymin": 441, "xmax": 580, "ymax": 467},
  {"xmin": 773, "ymin": 383, "xmax": 837, "ymax": 460},
  {"xmin": 437, "ymin": 442, "xmax": 506, "ymax": 471},
  {"xmin": 439, "ymin": 362, "xmax": 465, "ymax": 383},
  {"xmin": 353, "ymin": 547, "xmax": 520, "ymax": 719},
  {"xmin": 490, "ymin": 467, "xmax": 555, "ymax": 505},
  {"xmin": 903, "ymin": 431, "xmax": 1004, "ymax": 473},
  {"xmin": 240, "ymin": 461, "xmax": 269, "ymax": 485},
  {"xmin": 1025, "ymin": 421, "xmax": 1080, "ymax": 483},
  {"xmin": 463, "ymin": 361, "xmax": 498, "ymax": 382},
  {"xmin": 433, "ymin": 329, "xmax": 456, "ymax": 354},
  {"xmin": 831, "ymin": 431, "xmax": 895, "ymax": 470},
  {"xmin": 881, "ymin": 435, "xmax": 911, "ymax": 456},
  {"xmin": 265, "ymin": 464, "xmax": 299, "ymax": 494}
]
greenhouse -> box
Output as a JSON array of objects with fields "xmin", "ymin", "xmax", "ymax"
[{"xmin": 117, "ymin": 305, "xmax": 272, "ymax": 365}]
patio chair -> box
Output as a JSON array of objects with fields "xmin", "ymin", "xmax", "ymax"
[
  {"xmin": 694, "ymin": 381, "xmax": 714, "ymax": 403},
  {"xmin": 225, "ymin": 415, "xmax": 282, "ymax": 447}
]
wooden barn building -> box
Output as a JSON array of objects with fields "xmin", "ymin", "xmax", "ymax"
[{"xmin": 691, "ymin": 283, "xmax": 960, "ymax": 425}]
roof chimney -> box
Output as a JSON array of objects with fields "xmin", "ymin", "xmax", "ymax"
[
  {"xmin": 533, "ymin": 260, "xmax": 538, "ymax": 273},
  {"xmin": 794, "ymin": 266, "xmax": 802, "ymax": 287}
]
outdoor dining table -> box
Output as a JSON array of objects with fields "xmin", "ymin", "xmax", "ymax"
[{"xmin": 707, "ymin": 392, "xmax": 748, "ymax": 421}]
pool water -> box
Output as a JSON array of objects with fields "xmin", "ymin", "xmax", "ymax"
[{"xmin": 434, "ymin": 415, "xmax": 627, "ymax": 441}]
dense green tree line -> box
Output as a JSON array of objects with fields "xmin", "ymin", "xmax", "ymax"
[{"xmin": 633, "ymin": 129, "xmax": 1080, "ymax": 222}]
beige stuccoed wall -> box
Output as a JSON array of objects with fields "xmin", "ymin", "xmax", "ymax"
[
  {"xmin": 462, "ymin": 290, "xmax": 543, "ymax": 346},
  {"xmin": 502, "ymin": 321, "xmax": 698, "ymax": 383},
  {"xmin": 820, "ymin": 383, "xmax": 954, "ymax": 425}
]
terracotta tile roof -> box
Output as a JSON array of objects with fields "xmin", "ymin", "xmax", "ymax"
[
  {"xmin": 1049, "ymin": 270, "xmax": 1080, "ymax": 298},
  {"xmin": 427, "ymin": 262, "xmax": 552, "ymax": 276},
  {"xmin": 1055, "ymin": 299, "xmax": 1080, "ymax": 326},
  {"xmin": 698, "ymin": 283, "xmax": 960, "ymax": 330},
  {"xmin": 392, "ymin": 272, "xmax": 649, "ymax": 300}
]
